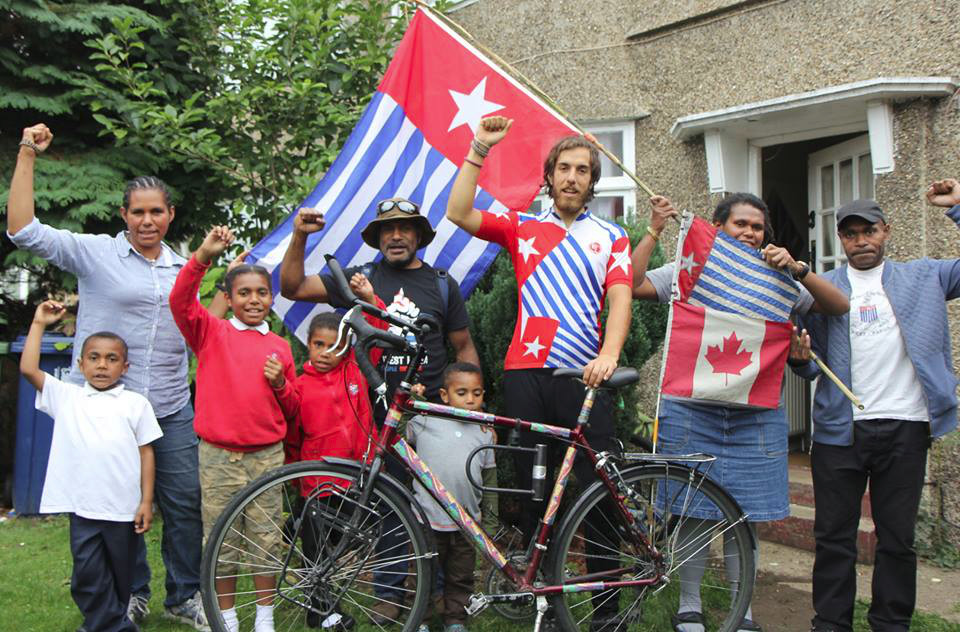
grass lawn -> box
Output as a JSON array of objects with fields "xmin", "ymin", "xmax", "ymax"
[{"xmin": 2, "ymin": 513, "xmax": 958, "ymax": 631}]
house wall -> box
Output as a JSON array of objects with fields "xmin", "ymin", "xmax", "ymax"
[{"xmin": 451, "ymin": 0, "xmax": 960, "ymax": 539}]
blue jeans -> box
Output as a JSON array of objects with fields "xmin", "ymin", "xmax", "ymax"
[{"xmin": 132, "ymin": 403, "xmax": 203, "ymax": 607}]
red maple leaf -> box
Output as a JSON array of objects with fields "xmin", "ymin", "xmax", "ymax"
[{"xmin": 704, "ymin": 332, "xmax": 753, "ymax": 385}]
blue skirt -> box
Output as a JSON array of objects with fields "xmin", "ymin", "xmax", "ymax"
[{"xmin": 656, "ymin": 397, "xmax": 789, "ymax": 522}]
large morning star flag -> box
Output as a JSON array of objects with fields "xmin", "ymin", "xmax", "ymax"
[
  {"xmin": 248, "ymin": 8, "xmax": 576, "ymax": 341},
  {"xmin": 659, "ymin": 213, "xmax": 799, "ymax": 408}
]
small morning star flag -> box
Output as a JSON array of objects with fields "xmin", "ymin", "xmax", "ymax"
[{"xmin": 659, "ymin": 213, "xmax": 799, "ymax": 408}]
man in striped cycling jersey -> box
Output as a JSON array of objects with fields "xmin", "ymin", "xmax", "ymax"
[{"xmin": 446, "ymin": 115, "xmax": 632, "ymax": 631}]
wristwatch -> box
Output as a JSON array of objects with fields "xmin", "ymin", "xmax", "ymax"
[{"xmin": 791, "ymin": 261, "xmax": 810, "ymax": 281}]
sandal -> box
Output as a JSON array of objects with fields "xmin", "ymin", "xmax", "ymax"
[
  {"xmin": 738, "ymin": 620, "xmax": 763, "ymax": 631},
  {"xmin": 672, "ymin": 611, "xmax": 705, "ymax": 631}
]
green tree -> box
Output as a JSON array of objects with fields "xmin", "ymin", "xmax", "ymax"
[
  {"xmin": 84, "ymin": 0, "xmax": 408, "ymax": 244},
  {"xmin": 0, "ymin": 0, "xmax": 221, "ymax": 336},
  {"xmin": 466, "ymin": 218, "xmax": 669, "ymax": 443}
]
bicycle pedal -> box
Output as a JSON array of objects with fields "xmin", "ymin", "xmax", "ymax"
[{"xmin": 465, "ymin": 593, "xmax": 490, "ymax": 616}]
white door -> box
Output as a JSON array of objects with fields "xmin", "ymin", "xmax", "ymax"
[{"xmin": 808, "ymin": 135, "xmax": 875, "ymax": 272}]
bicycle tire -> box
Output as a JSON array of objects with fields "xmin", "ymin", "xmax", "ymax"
[
  {"xmin": 200, "ymin": 460, "xmax": 433, "ymax": 632},
  {"xmin": 546, "ymin": 463, "xmax": 754, "ymax": 631}
]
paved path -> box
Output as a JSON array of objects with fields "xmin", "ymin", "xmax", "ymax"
[{"xmin": 752, "ymin": 541, "xmax": 960, "ymax": 630}]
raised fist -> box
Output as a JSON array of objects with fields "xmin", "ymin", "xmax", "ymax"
[
  {"xmin": 926, "ymin": 179, "xmax": 960, "ymax": 209},
  {"xmin": 294, "ymin": 208, "xmax": 326, "ymax": 235},
  {"xmin": 32, "ymin": 300, "xmax": 66, "ymax": 326},
  {"xmin": 475, "ymin": 116, "xmax": 513, "ymax": 149},
  {"xmin": 20, "ymin": 124, "xmax": 54, "ymax": 154}
]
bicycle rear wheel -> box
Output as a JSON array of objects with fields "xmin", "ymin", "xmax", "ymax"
[
  {"xmin": 200, "ymin": 461, "xmax": 433, "ymax": 632},
  {"xmin": 546, "ymin": 462, "xmax": 754, "ymax": 632}
]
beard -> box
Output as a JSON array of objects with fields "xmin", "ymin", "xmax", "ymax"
[
  {"xmin": 383, "ymin": 248, "xmax": 417, "ymax": 269},
  {"xmin": 553, "ymin": 190, "xmax": 589, "ymax": 214}
]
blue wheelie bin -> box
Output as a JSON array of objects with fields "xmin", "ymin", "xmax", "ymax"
[{"xmin": 10, "ymin": 334, "xmax": 74, "ymax": 515}]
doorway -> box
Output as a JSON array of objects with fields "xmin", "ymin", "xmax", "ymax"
[{"xmin": 758, "ymin": 132, "xmax": 869, "ymax": 451}]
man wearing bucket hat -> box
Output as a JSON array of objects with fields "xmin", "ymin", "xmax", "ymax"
[
  {"xmin": 280, "ymin": 197, "xmax": 480, "ymax": 624},
  {"xmin": 794, "ymin": 182, "xmax": 960, "ymax": 632},
  {"xmin": 280, "ymin": 196, "xmax": 479, "ymax": 411}
]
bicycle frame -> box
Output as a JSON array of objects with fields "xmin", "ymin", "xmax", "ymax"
[{"xmin": 368, "ymin": 383, "xmax": 665, "ymax": 600}]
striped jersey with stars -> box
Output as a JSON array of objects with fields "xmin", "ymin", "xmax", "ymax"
[{"xmin": 475, "ymin": 205, "xmax": 632, "ymax": 370}]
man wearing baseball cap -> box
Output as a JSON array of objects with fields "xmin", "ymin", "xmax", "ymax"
[
  {"xmin": 279, "ymin": 198, "xmax": 479, "ymax": 623},
  {"xmin": 795, "ymin": 181, "xmax": 960, "ymax": 632}
]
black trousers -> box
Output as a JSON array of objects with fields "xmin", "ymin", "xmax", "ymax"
[
  {"xmin": 70, "ymin": 514, "xmax": 139, "ymax": 632},
  {"xmin": 810, "ymin": 420, "xmax": 929, "ymax": 632},
  {"xmin": 503, "ymin": 369, "xmax": 620, "ymax": 617},
  {"xmin": 432, "ymin": 530, "xmax": 476, "ymax": 625}
]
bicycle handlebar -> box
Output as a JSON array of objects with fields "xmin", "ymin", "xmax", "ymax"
[{"xmin": 325, "ymin": 255, "xmax": 437, "ymax": 393}]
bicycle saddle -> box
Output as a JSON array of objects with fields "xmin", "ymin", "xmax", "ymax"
[{"xmin": 552, "ymin": 366, "xmax": 640, "ymax": 389}]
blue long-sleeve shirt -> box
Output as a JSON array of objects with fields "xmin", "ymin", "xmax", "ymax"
[
  {"xmin": 9, "ymin": 218, "xmax": 190, "ymax": 418},
  {"xmin": 795, "ymin": 205, "xmax": 960, "ymax": 445}
]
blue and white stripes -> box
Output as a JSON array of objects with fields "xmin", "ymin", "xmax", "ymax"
[
  {"xmin": 688, "ymin": 231, "xmax": 800, "ymax": 323},
  {"xmin": 249, "ymin": 91, "xmax": 503, "ymax": 341}
]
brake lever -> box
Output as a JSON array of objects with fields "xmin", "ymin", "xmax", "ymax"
[{"xmin": 325, "ymin": 306, "xmax": 356, "ymax": 357}]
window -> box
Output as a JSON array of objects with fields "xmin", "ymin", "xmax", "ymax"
[
  {"xmin": 1, "ymin": 267, "xmax": 30, "ymax": 301},
  {"xmin": 528, "ymin": 120, "xmax": 637, "ymax": 221},
  {"xmin": 809, "ymin": 136, "xmax": 874, "ymax": 273}
]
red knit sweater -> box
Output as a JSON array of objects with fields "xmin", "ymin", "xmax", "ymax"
[{"xmin": 170, "ymin": 256, "xmax": 300, "ymax": 451}]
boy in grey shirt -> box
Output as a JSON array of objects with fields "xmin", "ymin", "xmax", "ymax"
[{"xmin": 408, "ymin": 363, "xmax": 497, "ymax": 632}]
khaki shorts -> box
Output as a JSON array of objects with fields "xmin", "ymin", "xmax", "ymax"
[{"xmin": 199, "ymin": 441, "xmax": 284, "ymax": 577}]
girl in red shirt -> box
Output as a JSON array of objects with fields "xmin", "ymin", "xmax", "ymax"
[{"xmin": 285, "ymin": 296, "xmax": 385, "ymax": 629}]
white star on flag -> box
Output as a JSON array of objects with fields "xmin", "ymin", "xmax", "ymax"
[
  {"xmin": 679, "ymin": 252, "xmax": 701, "ymax": 274},
  {"xmin": 523, "ymin": 336, "xmax": 545, "ymax": 358},
  {"xmin": 518, "ymin": 236, "xmax": 540, "ymax": 262},
  {"xmin": 448, "ymin": 77, "xmax": 505, "ymax": 133},
  {"xmin": 610, "ymin": 249, "xmax": 631, "ymax": 275}
]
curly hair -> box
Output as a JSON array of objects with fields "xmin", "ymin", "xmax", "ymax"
[
  {"xmin": 541, "ymin": 136, "xmax": 601, "ymax": 203},
  {"xmin": 712, "ymin": 192, "xmax": 775, "ymax": 247}
]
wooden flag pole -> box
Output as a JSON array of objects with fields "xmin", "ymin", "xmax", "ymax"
[
  {"xmin": 810, "ymin": 350, "xmax": 865, "ymax": 410},
  {"xmin": 410, "ymin": 1, "xmax": 658, "ymax": 199}
]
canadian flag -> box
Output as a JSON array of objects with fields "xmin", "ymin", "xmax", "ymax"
[{"xmin": 661, "ymin": 302, "xmax": 792, "ymax": 408}]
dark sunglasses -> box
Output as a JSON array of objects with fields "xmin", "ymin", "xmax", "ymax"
[{"xmin": 377, "ymin": 199, "xmax": 419, "ymax": 215}]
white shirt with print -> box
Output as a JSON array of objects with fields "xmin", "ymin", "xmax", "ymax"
[{"xmin": 848, "ymin": 262, "xmax": 927, "ymax": 421}]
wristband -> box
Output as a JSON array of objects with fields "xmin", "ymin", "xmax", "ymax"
[
  {"xmin": 470, "ymin": 138, "xmax": 490, "ymax": 158},
  {"xmin": 463, "ymin": 157, "xmax": 483, "ymax": 170},
  {"xmin": 646, "ymin": 225, "xmax": 661, "ymax": 241},
  {"xmin": 19, "ymin": 138, "xmax": 43, "ymax": 154}
]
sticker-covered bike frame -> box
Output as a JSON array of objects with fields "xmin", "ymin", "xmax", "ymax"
[{"xmin": 374, "ymin": 385, "xmax": 664, "ymax": 595}]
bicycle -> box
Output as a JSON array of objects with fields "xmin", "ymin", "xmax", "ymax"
[{"xmin": 199, "ymin": 256, "xmax": 756, "ymax": 632}]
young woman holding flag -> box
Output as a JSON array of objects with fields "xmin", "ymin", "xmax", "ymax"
[{"xmin": 632, "ymin": 193, "xmax": 848, "ymax": 632}]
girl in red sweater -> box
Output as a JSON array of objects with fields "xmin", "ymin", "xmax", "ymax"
[
  {"xmin": 284, "ymin": 307, "xmax": 384, "ymax": 629},
  {"xmin": 170, "ymin": 226, "xmax": 299, "ymax": 632},
  {"xmin": 287, "ymin": 311, "xmax": 379, "ymax": 471}
]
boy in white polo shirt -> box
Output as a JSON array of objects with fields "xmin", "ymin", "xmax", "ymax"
[{"xmin": 20, "ymin": 300, "xmax": 162, "ymax": 632}]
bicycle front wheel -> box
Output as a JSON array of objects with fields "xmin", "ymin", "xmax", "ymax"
[
  {"xmin": 547, "ymin": 463, "xmax": 754, "ymax": 632},
  {"xmin": 200, "ymin": 461, "xmax": 433, "ymax": 632}
]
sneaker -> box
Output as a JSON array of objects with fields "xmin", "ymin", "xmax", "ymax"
[
  {"xmin": 443, "ymin": 625, "xmax": 467, "ymax": 632},
  {"xmin": 369, "ymin": 600, "xmax": 402, "ymax": 626},
  {"xmin": 163, "ymin": 591, "xmax": 211, "ymax": 631},
  {"xmin": 127, "ymin": 593, "xmax": 150, "ymax": 624},
  {"xmin": 320, "ymin": 612, "xmax": 355, "ymax": 630}
]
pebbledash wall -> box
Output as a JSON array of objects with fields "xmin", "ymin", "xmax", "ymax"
[{"xmin": 449, "ymin": 0, "xmax": 960, "ymax": 542}]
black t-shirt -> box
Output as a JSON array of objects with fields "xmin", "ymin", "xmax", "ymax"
[{"xmin": 320, "ymin": 260, "xmax": 470, "ymax": 414}]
